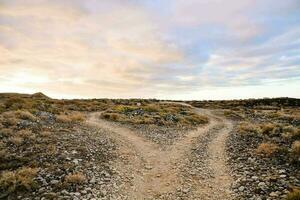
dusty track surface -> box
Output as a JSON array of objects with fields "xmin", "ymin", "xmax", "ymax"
[{"xmin": 87, "ymin": 105, "xmax": 233, "ymax": 199}]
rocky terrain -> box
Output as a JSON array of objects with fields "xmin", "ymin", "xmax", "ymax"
[{"xmin": 0, "ymin": 93, "xmax": 299, "ymax": 199}]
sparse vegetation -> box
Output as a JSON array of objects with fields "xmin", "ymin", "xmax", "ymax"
[
  {"xmin": 292, "ymin": 141, "xmax": 300, "ymax": 157},
  {"xmin": 100, "ymin": 103, "xmax": 208, "ymax": 127},
  {"xmin": 0, "ymin": 167, "xmax": 38, "ymax": 193},
  {"xmin": 256, "ymin": 142, "xmax": 279, "ymax": 156},
  {"xmin": 238, "ymin": 122, "xmax": 258, "ymax": 135},
  {"xmin": 286, "ymin": 190, "xmax": 300, "ymax": 200},
  {"xmin": 65, "ymin": 173, "xmax": 86, "ymax": 184},
  {"xmin": 0, "ymin": 93, "xmax": 299, "ymax": 199}
]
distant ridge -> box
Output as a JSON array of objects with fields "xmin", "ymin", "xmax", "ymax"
[
  {"xmin": 31, "ymin": 92, "xmax": 50, "ymax": 99},
  {"xmin": 0, "ymin": 92, "xmax": 50, "ymax": 99}
]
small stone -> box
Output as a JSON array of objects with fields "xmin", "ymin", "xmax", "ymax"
[
  {"xmin": 50, "ymin": 180, "xmax": 59, "ymax": 185},
  {"xmin": 278, "ymin": 170, "xmax": 286, "ymax": 174},
  {"xmin": 73, "ymin": 159, "xmax": 79, "ymax": 165},
  {"xmin": 145, "ymin": 165, "xmax": 152, "ymax": 170},
  {"xmin": 90, "ymin": 177, "xmax": 96, "ymax": 184},
  {"xmin": 258, "ymin": 182, "xmax": 266, "ymax": 188},
  {"xmin": 270, "ymin": 192, "xmax": 279, "ymax": 197},
  {"xmin": 238, "ymin": 186, "xmax": 245, "ymax": 192},
  {"xmin": 74, "ymin": 192, "xmax": 81, "ymax": 197}
]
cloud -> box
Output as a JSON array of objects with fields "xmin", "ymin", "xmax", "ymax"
[
  {"xmin": 0, "ymin": 0, "xmax": 186, "ymax": 98},
  {"xmin": 0, "ymin": 0, "xmax": 299, "ymax": 99}
]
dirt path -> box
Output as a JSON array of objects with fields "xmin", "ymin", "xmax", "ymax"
[{"xmin": 87, "ymin": 105, "xmax": 233, "ymax": 199}]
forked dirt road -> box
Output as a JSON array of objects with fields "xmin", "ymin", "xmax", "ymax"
[{"xmin": 87, "ymin": 104, "xmax": 233, "ymax": 199}]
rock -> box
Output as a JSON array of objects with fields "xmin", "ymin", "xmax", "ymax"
[
  {"xmin": 73, "ymin": 159, "xmax": 79, "ymax": 165},
  {"xmin": 43, "ymin": 192, "xmax": 57, "ymax": 199},
  {"xmin": 239, "ymin": 186, "xmax": 245, "ymax": 192},
  {"xmin": 145, "ymin": 165, "xmax": 153, "ymax": 170},
  {"xmin": 90, "ymin": 176, "xmax": 96, "ymax": 184},
  {"xmin": 269, "ymin": 192, "xmax": 279, "ymax": 197},
  {"xmin": 50, "ymin": 180, "xmax": 59, "ymax": 185},
  {"xmin": 74, "ymin": 192, "xmax": 81, "ymax": 197},
  {"xmin": 258, "ymin": 182, "xmax": 266, "ymax": 188}
]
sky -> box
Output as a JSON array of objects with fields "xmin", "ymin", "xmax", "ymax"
[{"xmin": 0, "ymin": 0, "xmax": 299, "ymax": 100}]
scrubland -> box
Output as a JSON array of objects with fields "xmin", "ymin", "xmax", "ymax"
[{"xmin": 0, "ymin": 93, "xmax": 299, "ymax": 199}]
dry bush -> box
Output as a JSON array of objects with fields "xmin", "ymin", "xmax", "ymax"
[
  {"xmin": 185, "ymin": 114, "xmax": 209, "ymax": 125},
  {"xmin": 65, "ymin": 173, "xmax": 86, "ymax": 184},
  {"xmin": 0, "ymin": 149, "xmax": 7, "ymax": 158},
  {"xmin": 56, "ymin": 112, "xmax": 85, "ymax": 123},
  {"xmin": 101, "ymin": 113, "xmax": 121, "ymax": 121},
  {"xmin": 0, "ymin": 128, "xmax": 13, "ymax": 137},
  {"xmin": 40, "ymin": 131, "xmax": 52, "ymax": 137},
  {"xmin": 224, "ymin": 110, "xmax": 244, "ymax": 120},
  {"xmin": 283, "ymin": 126, "xmax": 300, "ymax": 139},
  {"xmin": 46, "ymin": 144, "xmax": 57, "ymax": 155},
  {"xmin": 259, "ymin": 123, "xmax": 277, "ymax": 135},
  {"xmin": 69, "ymin": 112, "xmax": 85, "ymax": 122},
  {"xmin": 15, "ymin": 110, "xmax": 36, "ymax": 121},
  {"xmin": 1, "ymin": 114, "xmax": 18, "ymax": 126},
  {"xmin": 4, "ymin": 97, "xmax": 25, "ymax": 109},
  {"xmin": 0, "ymin": 167, "xmax": 38, "ymax": 192},
  {"xmin": 256, "ymin": 142, "xmax": 279, "ymax": 156},
  {"xmin": 16, "ymin": 167, "xmax": 38, "ymax": 190},
  {"xmin": 292, "ymin": 141, "xmax": 300, "ymax": 157},
  {"xmin": 9, "ymin": 136, "xmax": 24, "ymax": 146},
  {"xmin": 18, "ymin": 130, "xmax": 35, "ymax": 141},
  {"xmin": 0, "ymin": 171, "xmax": 17, "ymax": 192},
  {"xmin": 286, "ymin": 190, "xmax": 300, "ymax": 200},
  {"xmin": 56, "ymin": 114, "xmax": 72, "ymax": 123},
  {"xmin": 238, "ymin": 122, "xmax": 258, "ymax": 135}
]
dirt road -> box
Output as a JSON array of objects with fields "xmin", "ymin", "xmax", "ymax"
[{"xmin": 87, "ymin": 105, "xmax": 233, "ymax": 199}]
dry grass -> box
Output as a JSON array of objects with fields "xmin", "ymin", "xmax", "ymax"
[
  {"xmin": 0, "ymin": 171, "xmax": 17, "ymax": 192},
  {"xmin": 224, "ymin": 110, "xmax": 244, "ymax": 120},
  {"xmin": 0, "ymin": 128, "xmax": 13, "ymax": 137},
  {"xmin": 16, "ymin": 167, "xmax": 39, "ymax": 190},
  {"xmin": 259, "ymin": 123, "xmax": 277, "ymax": 135},
  {"xmin": 9, "ymin": 136, "xmax": 24, "ymax": 146},
  {"xmin": 286, "ymin": 190, "xmax": 300, "ymax": 200},
  {"xmin": 283, "ymin": 126, "xmax": 300, "ymax": 139},
  {"xmin": 15, "ymin": 110, "xmax": 36, "ymax": 121},
  {"xmin": 18, "ymin": 130, "xmax": 36, "ymax": 141},
  {"xmin": 65, "ymin": 173, "xmax": 86, "ymax": 184},
  {"xmin": 40, "ymin": 131, "xmax": 52, "ymax": 137},
  {"xmin": 238, "ymin": 122, "xmax": 258, "ymax": 135},
  {"xmin": 292, "ymin": 141, "xmax": 300, "ymax": 157},
  {"xmin": 101, "ymin": 103, "xmax": 208, "ymax": 127},
  {"xmin": 0, "ymin": 167, "xmax": 38, "ymax": 192},
  {"xmin": 256, "ymin": 142, "xmax": 279, "ymax": 156},
  {"xmin": 56, "ymin": 112, "xmax": 85, "ymax": 123}
]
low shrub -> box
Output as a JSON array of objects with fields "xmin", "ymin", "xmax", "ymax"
[
  {"xmin": 292, "ymin": 141, "xmax": 300, "ymax": 157},
  {"xmin": 56, "ymin": 112, "xmax": 85, "ymax": 123},
  {"xmin": 0, "ymin": 128, "xmax": 13, "ymax": 137},
  {"xmin": 259, "ymin": 123, "xmax": 277, "ymax": 135},
  {"xmin": 0, "ymin": 167, "xmax": 38, "ymax": 193},
  {"xmin": 9, "ymin": 136, "xmax": 24, "ymax": 146},
  {"xmin": 256, "ymin": 142, "xmax": 279, "ymax": 156},
  {"xmin": 15, "ymin": 110, "xmax": 36, "ymax": 121},
  {"xmin": 65, "ymin": 173, "xmax": 86, "ymax": 184},
  {"xmin": 286, "ymin": 190, "xmax": 300, "ymax": 200},
  {"xmin": 238, "ymin": 122, "xmax": 258, "ymax": 135}
]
